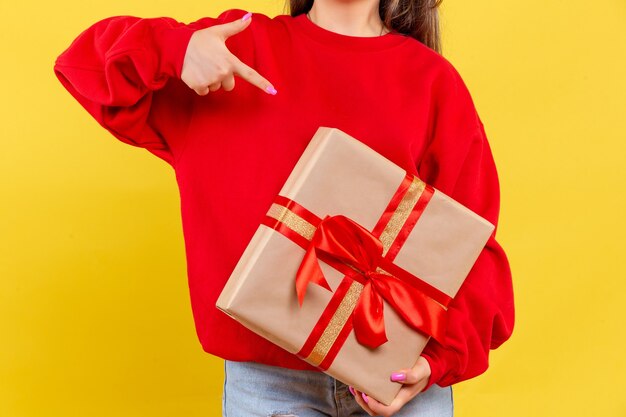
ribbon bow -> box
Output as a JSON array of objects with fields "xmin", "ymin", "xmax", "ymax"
[{"xmin": 295, "ymin": 214, "xmax": 448, "ymax": 349}]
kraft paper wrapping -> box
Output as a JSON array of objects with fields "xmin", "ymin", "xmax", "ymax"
[{"xmin": 216, "ymin": 127, "xmax": 495, "ymax": 405}]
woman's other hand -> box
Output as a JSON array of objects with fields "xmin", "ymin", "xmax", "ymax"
[
  {"xmin": 350, "ymin": 356, "xmax": 432, "ymax": 417},
  {"xmin": 181, "ymin": 12, "xmax": 277, "ymax": 96}
]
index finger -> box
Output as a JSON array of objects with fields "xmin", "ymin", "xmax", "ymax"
[{"xmin": 231, "ymin": 56, "xmax": 277, "ymax": 95}]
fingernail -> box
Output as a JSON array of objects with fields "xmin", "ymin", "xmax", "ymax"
[
  {"xmin": 391, "ymin": 372, "xmax": 406, "ymax": 382},
  {"xmin": 348, "ymin": 386, "xmax": 355, "ymax": 396},
  {"xmin": 241, "ymin": 12, "xmax": 252, "ymax": 22},
  {"xmin": 361, "ymin": 392, "xmax": 369, "ymax": 403},
  {"xmin": 265, "ymin": 86, "xmax": 277, "ymax": 95}
]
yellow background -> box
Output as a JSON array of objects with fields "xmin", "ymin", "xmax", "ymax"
[{"xmin": 1, "ymin": 0, "xmax": 624, "ymax": 415}]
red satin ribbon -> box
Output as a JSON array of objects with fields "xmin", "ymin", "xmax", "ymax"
[{"xmin": 295, "ymin": 214, "xmax": 450, "ymax": 348}]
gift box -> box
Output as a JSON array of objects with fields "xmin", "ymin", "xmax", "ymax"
[{"xmin": 216, "ymin": 126, "xmax": 495, "ymax": 405}]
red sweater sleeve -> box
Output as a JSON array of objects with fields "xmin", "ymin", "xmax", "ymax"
[
  {"xmin": 53, "ymin": 9, "xmax": 250, "ymax": 166},
  {"xmin": 416, "ymin": 63, "xmax": 515, "ymax": 390}
]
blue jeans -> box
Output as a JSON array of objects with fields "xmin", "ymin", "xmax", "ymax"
[{"xmin": 222, "ymin": 360, "xmax": 453, "ymax": 417}]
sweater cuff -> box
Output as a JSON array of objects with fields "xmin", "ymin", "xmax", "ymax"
[
  {"xmin": 420, "ymin": 342, "xmax": 460, "ymax": 391},
  {"xmin": 152, "ymin": 19, "xmax": 197, "ymax": 79}
]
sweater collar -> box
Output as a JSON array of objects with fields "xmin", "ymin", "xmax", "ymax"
[{"xmin": 292, "ymin": 13, "xmax": 410, "ymax": 52}]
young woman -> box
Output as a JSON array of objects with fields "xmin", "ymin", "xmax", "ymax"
[{"xmin": 54, "ymin": 0, "xmax": 514, "ymax": 416}]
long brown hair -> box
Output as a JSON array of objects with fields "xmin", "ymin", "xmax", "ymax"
[{"xmin": 285, "ymin": 0, "xmax": 444, "ymax": 53}]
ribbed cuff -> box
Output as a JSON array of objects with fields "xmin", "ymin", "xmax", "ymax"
[
  {"xmin": 420, "ymin": 342, "xmax": 459, "ymax": 391},
  {"xmin": 152, "ymin": 18, "xmax": 197, "ymax": 79}
]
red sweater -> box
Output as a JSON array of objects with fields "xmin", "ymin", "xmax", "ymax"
[{"xmin": 53, "ymin": 8, "xmax": 514, "ymax": 390}]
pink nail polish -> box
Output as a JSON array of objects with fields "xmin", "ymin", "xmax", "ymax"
[
  {"xmin": 391, "ymin": 372, "xmax": 406, "ymax": 382},
  {"xmin": 265, "ymin": 86, "xmax": 277, "ymax": 95},
  {"xmin": 361, "ymin": 392, "xmax": 369, "ymax": 404},
  {"xmin": 348, "ymin": 386, "xmax": 355, "ymax": 396},
  {"xmin": 241, "ymin": 12, "xmax": 252, "ymax": 22}
]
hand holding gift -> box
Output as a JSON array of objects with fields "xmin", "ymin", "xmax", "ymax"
[{"xmin": 350, "ymin": 356, "xmax": 432, "ymax": 417}]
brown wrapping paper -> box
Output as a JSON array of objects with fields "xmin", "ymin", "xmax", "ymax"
[{"xmin": 216, "ymin": 127, "xmax": 495, "ymax": 405}]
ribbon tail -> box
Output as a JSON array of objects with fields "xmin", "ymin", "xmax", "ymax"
[
  {"xmin": 352, "ymin": 282, "xmax": 388, "ymax": 348},
  {"xmin": 296, "ymin": 245, "xmax": 332, "ymax": 306}
]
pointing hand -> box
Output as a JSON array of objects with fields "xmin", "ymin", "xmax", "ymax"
[{"xmin": 181, "ymin": 12, "xmax": 277, "ymax": 96}]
